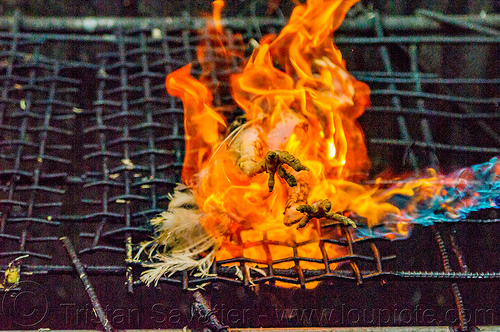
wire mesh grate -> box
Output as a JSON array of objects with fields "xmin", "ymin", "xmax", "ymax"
[{"xmin": 0, "ymin": 34, "xmax": 79, "ymax": 263}]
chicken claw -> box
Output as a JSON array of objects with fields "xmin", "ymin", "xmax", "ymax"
[
  {"xmin": 248, "ymin": 150, "xmax": 309, "ymax": 192},
  {"xmin": 295, "ymin": 199, "xmax": 357, "ymax": 229}
]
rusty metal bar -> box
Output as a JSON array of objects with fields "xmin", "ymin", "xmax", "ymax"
[
  {"xmin": 343, "ymin": 228, "xmax": 362, "ymax": 285},
  {"xmin": 3, "ymin": 263, "xmax": 500, "ymax": 280},
  {"xmin": 417, "ymin": 9, "xmax": 500, "ymax": 37},
  {"xmin": 431, "ymin": 226, "xmax": 468, "ymax": 332},
  {"xmin": 60, "ymin": 236, "xmax": 114, "ymax": 332},
  {"xmin": 369, "ymin": 139, "xmax": 500, "ymax": 154},
  {"xmin": 450, "ymin": 232, "xmax": 469, "ymax": 273},
  {"xmin": 372, "ymin": 12, "xmax": 419, "ymax": 172},
  {"xmin": 191, "ymin": 291, "xmax": 228, "ymax": 332},
  {"xmin": 409, "ymin": 44, "xmax": 440, "ymax": 170},
  {"xmin": 0, "ymin": 13, "xmax": 498, "ymax": 33}
]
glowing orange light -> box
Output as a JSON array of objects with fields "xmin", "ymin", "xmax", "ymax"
[
  {"xmin": 165, "ymin": 0, "xmax": 437, "ymax": 287},
  {"xmin": 328, "ymin": 141, "xmax": 336, "ymax": 159}
]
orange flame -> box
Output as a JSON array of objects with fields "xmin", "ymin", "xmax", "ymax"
[{"xmin": 166, "ymin": 0, "xmax": 427, "ymax": 286}]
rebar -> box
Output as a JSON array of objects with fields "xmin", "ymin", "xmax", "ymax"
[
  {"xmin": 0, "ymin": 14, "xmax": 496, "ymax": 34},
  {"xmin": 3, "ymin": 263, "xmax": 500, "ymax": 282},
  {"xmin": 191, "ymin": 291, "xmax": 228, "ymax": 332},
  {"xmin": 60, "ymin": 236, "xmax": 114, "ymax": 332},
  {"xmin": 432, "ymin": 226, "xmax": 468, "ymax": 332},
  {"xmin": 417, "ymin": 10, "xmax": 500, "ymax": 37}
]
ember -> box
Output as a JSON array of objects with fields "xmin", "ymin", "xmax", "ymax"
[{"xmin": 138, "ymin": 0, "xmax": 500, "ymax": 287}]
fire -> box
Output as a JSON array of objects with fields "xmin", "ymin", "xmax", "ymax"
[
  {"xmin": 166, "ymin": 0, "xmax": 394, "ymax": 281},
  {"xmin": 158, "ymin": 0, "xmax": 500, "ymax": 287},
  {"xmin": 165, "ymin": 0, "xmax": 381, "ymax": 280}
]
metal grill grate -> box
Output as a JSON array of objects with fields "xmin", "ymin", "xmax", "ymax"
[
  {"xmin": 0, "ymin": 10, "xmax": 499, "ymax": 331},
  {"xmin": 0, "ymin": 34, "xmax": 79, "ymax": 262}
]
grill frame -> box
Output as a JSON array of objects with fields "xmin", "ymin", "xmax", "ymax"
[{"xmin": 0, "ymin": 9, "xmax": 499, "ymax": 331}]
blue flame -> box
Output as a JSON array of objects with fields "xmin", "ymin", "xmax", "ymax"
[
  {"xmin": 353, "ymin": 157, "xmax": 500, "ymax": 239},
  {"xmin": 405, "ymin": 157, "xmax": 499, "ymax": 225}
]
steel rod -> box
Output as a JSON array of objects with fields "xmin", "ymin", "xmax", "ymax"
[
  {"xmin": 369, "ymin": 139, "xmax": 500, "ymax": 154},
  {"xmin": 335, "ymin": 36, "xmax": 500, "ymax": 44},
  {"xmin": 372, "ymin": 12, "xmax": 419, "ymax": 172},
  {"xmin": 450, "ymin": 232, "xmax": 469, "ymax": 273},
  {"xmin": 191, "ymin": 291, "xmax": 228, "ymax": 332},
  {"xmin": 60, "ymin": 236, "xmax": 114, "ymax": 332},
  {"xmin": 1, "ymin": 29, "xmax": 499, "ymax": 44},
  {"xmin": 431, "ymin": 227, "xmax": 467, "ymax": 332},
  {"xmin": 417, "ymin": 9, "xmax": 500, "ymax": 37},
  {"xmin": 3, "ymin": 264, "xmax": 500, "ymax": 281},
  {"xmin": 0, "ymin": 14, "xmax": 498, "ymax": 33}
]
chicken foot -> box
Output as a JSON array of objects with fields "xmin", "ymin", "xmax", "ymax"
[
  {"xmin": 295, "ymin": 199, "xmax": 357, "ymax": 229},
  {"xmin": 246, "ymin": 150, "xmax": 309, "ymax": 192}
]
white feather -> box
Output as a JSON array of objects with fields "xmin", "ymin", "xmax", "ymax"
[{"xmin": 136, "ymin": 185, "xmax": 218, "ymax": 286}]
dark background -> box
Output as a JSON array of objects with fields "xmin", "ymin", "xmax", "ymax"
[{"xmin": 0, "ymin": 0, "xmax": 499, "ymax": 17}]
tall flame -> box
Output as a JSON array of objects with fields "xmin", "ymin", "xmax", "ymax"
[
  {"xmin": 166, "ymin": 0, "xmax": 386, "ymax": 276},
  {"xmin": 162, "ymin": 0, "xmax": 500, "ymax": 286}
]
